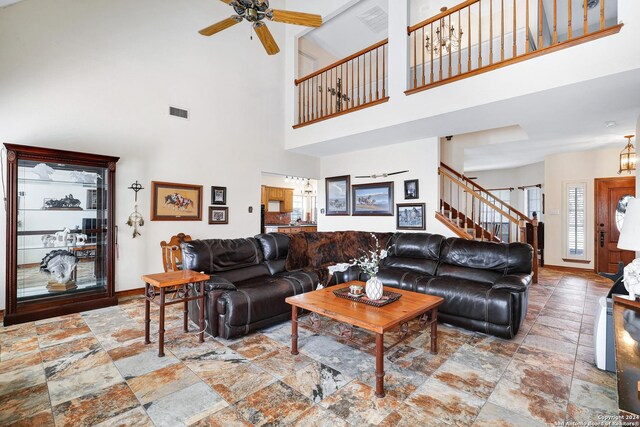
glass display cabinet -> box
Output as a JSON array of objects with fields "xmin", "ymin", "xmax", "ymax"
[{"xmin": 4, "ymin": 143, "xmax": 119, "ymax": 325}]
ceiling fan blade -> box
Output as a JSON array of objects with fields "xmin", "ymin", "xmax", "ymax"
[
  {"xmin": 219, "ymin": 0, "xmax": 233, "ymax": 3},
  {"xmin": 386, "ymin": 170, "xmax": 409, "ymax": 176},
  {"xmin": 267, "ymin": 9, "xmax": 322, "ymax": 27},
  {"xmin": 253, "ymin": 22, "xmax": 280, "ymax": 55},
  {"xmin": 198, "ymin": 16, "xmax": 241, "ymax": 36}
]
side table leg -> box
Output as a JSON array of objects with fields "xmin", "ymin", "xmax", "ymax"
[
  {"xmin": 144, "ymin": 283, "xmax": 150, "ymax": 345},
  {"xmin": 291, "ymin": 306, "xmax": 299, "ymax": 355},
  {"xmin": 183, "ymin": 288, "xmax": 189, "ymax": 333},
  {"xmin": 430, "ymin": 309, "xmax": 438, "ymax": 355},
  {"xmin": 375, "ymin": 333, "xmax": 385, "ymax": 398},
  {"xmin": 159, "ymin": 287, "xmax": 165, "ymax": 357},
  {"xmin": 198, "ymin": 281, "xmax": 205, "ymax": 343}
]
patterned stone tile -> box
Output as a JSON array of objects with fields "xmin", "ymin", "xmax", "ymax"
[
  {"xmin": 235, "ymin": 380, "xmax": 312, "ymax": 426},
  {"xmin": 44, "ymin": 348, "xmax": 111, "ymax": 382},
  {"xmin": 94, "ymin": 407, "xmax": 154, "ymax": 427},
  {"xmin": 319, "ymin": 380, "xmax": 402, "ymax": 426},
  {"xmin": 144, "ymin": 381, "xmax": 227, "ymax": 427},
  {"xmin": 0, "ymin": 335, "xmax": 39, "ymax": 361},
  {"xmin": 534, "ymin": 315, "xmax": 582, "ymax": 332},
  {"xmin": 522, "ymin": 333, "xmax": 577, "ymax": 356},
  {"xmin": 47, "ymin": 359, "xmax": 125, "ymax": 406},
  {"xmin": 0, "ymin": 382, "xmax": 52, "ymax": 426},
  {"xmin": 578, "ymin": 333, "xmax": 594, "ymax": 348},
  {"xmin": 406, "ymin": 377, "xmax": 485, "ymax": 427},
  {"xmin": 164, "ymin": 332, "xmax": 224, "ymax": 360},
  {"xmin": 358, "ymin": 363, "xmax": 427, "ymax": 401},
  {"xmin": 473, "ymin": 402, "xmax": 547, "ymax": 427},
  {"xmin": 189, "ymin": 406, "xmax": 252, "ymax": 427},
  {"xmin": 254, "ymin": 346, "xmax": 314, "ymax": 379},
  {"xmin": 488, "ymin": 378, "xmax": 567, "ymax": 426},
  {"xmin": 0, "ymin": 351, "xmax": 42, "ymax": 375},
  {"xmin": 501, "ymin": 357, "xmax": 572, "ymax": 402},
  {"xmin": 52, "ymin": 382, "xmax": 139, "ymax": 427},
  {"xmin": 183, "ymin": 345, "xmax": 250, "ymax": 378},
  {"xmin": 513, "ymin": 345, "xmax": 575, "ymax": 378},
  {"xmin": 528, "ymin": 322, "xmax": 579, "ymax": 344},
  {"xmin": 565, "ymin": 402, "xmax": 622, "ymax": 426},
  {"xmin": 432, "ymin": 359, "xmax": 501, "ymax": 400},
  {"xmin": 112, "ymin": 346, "xmax": 180, "ymax": 380},
  {"xmin": 468, "ymin": 334, "xmax": 521, "ymax": 358},
  {"xmin": 379, "ymin": 402, "xmax": 450, "ymax": 427},
  {"xmin": 313, "ymin": 342, "xmax": 376, "ymax": 380},
  {"xmin": 576, "ymin": 344, "xmax": 595, "ymax": 364},
  {"xmin": 386, "ymin": 344, "xmax": 447, "ymax": 377},
  {"xmin": 293, "ymin": 404, "xmax": 351, "ymax": 427},
  {"xmin": 262, "ymin": 320, "xmax": 315, "ymax": 347},
  {"xmin": 0, "ymin": 360, "xmax": 46, "ymax": 398},
  {"xmin": 228, "ymin": 334, "xmax": 285, "ymax": 360},
  {"xmin": 569, "ymin": 378, "xmax": 619, "ymax": 413},
  {"xmin": 282, "ymin": 361, "xmax": 350, "ymax": 403},
  {"xmin": 127, "ymin": 362, "xmax": 201, "ymax": 405},
  {"xmin": 40, "ymin": 335, "xmax": 101, "ymax": 363},
  {"xmin": 0, "ymin": 322, "xmax": 36, "ymax": 343},
  {"xmin": 202, "ymin": 362, "xmax": 276, "ymax": 404}
]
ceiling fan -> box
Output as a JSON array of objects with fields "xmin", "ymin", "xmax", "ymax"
[
  {"xmin": 198, "ymin": 0, "xmax": 323, "ymax": 55},
  {"xmin": 355, "ymin": 170, "xmax": 409, "ymax": 179}
]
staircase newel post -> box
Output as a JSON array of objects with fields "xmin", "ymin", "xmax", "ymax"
[
  {"xmin": 518, "ymin": 219, "xmax": 526, "ymax": 243},
  {"xmin": 532, "ymin": 219, "xmax": 539, "ymax": 284}
]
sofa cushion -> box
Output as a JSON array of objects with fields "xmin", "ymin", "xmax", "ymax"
[
  {"xmin": 436, "ymin": 264, "xmax": 502, "ymax": 285},
  {"xmin": 204, "ymin": 275, "xmax": 237, "ymax": 292},
  {"xmin": 219, "ymin": 276, "xmax": 315, "ymax": 328},
  {"xmin": 255, "ymin": 233, "xmax": 290, "ymax": 274},
  {"xmin": 216, "ymin": 265, "xmax": 271, "ymax": 283},
  {"xmin": 439, "ymin": 238, "xmax": 533, "ymax": 276},
  {"xmin": 416, "ymin": 276, "xmax": 512, "ymax": 326},
  {"xmin": 391, "ymin": 232, "xmax": 445, "ymax": 261},
  {"xmin": 377, "ymin": 267, "xmax": 427, "ymax": 292},
  {"xmin": 181, "ymin": 238, "xmax": 263, "ymax": 273},
  {"xmin": 382, "ymin": 256, "xmax": 439, "ymax": 277}
]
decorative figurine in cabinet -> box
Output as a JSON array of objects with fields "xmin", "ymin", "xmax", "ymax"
[{"xmin": 3, "ymin": 144, "xmax": 119, "ymax": 325}]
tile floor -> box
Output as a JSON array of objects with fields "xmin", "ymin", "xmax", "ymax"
[{"xmin": 0, "ymin": 268, "xmax": 627, "ymax": 426}]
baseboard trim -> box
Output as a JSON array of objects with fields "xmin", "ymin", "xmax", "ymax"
[
  {"xmin": 544, "ymin": 264, "xmax": 596, "ymax": 274},
  {"xmin": 116, "ymin": 288, "xmax": 145, "ymax": 299}
]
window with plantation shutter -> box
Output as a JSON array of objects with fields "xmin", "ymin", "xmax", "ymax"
[{"xmin": 567, "ymin": 183, "xmax": 586, "ymax": 258}]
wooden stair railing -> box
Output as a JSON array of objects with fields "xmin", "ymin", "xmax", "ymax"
[
  {"xmin": 407, "ymin": 0, "xmax": 622, "ymax": 94},
  {"xmin": 294, "ymin": 39, "xmax": 389, "ymax": 128},
  {"xmin": 438, "ymin": 163, "xmax": 539, "ymax": 283}
]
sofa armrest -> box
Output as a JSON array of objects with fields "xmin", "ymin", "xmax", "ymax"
[
  {"xmin": 492, "ymin": 274, "xmax": 531, "ymax": 292},
  {"xmin": 204, "ymin": 275, "xmax": 237, "ymax": 292}
]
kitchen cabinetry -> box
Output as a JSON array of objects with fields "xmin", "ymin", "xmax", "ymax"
[
  {"xmin": 262, "ymin": 185, "xmax": 294, "ymax": 213},
  {"xmin": 3, "ymin": 143, "xmax": 119, "ymax": 325}
]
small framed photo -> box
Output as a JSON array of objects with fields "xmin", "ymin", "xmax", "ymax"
[
  {"xmin": 397, "ymin": 203, "xmax": 426, "ymax": 230},
  {"xmin": 325, "ymin": 175, "xmax": 350, "ymax": 216},
  {"xmin": 352, "ymin": 182, "xmax": 394, "ymax": 216},
  {"xmin": 211, "ymin": 186, "xmax": 227, "ymax": 205},
  {"xmin": 209, "ymin": 206, "xmax": 229, "ymax": 224},
  {"xmin": 404, "ymin": 179, "xmax": 419, "ymax": 200},
  {"xmin": 151, "ymin": 181, "xmax": 203, "ymax": 221}
]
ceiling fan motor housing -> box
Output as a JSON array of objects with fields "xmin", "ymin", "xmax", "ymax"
[{"xmin": 233, "ymin": 0, "xmax": 270, "ymax": 22}]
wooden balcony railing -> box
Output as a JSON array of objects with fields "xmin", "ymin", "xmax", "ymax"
[
  {"xmin": 293, "ymin": 39, "xmax": 389, "ymax": 128},
  {"xmin": 407, "ymin": 0, "xmax": 622, "ymax": 93},
  {"xmin": 438, "ymin": 162, "xmax": 539, "ymax": 283}
]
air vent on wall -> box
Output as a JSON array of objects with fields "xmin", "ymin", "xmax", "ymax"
[
  {"xmin": 357, "ymin": 6, "xmax": 388, "ymax": 34},
  {"xmin": 169, "ymin": 106, "xmax": 189, "ymax": 120}
]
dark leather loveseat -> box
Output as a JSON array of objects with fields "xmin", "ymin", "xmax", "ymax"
[{"xmin": 184, "ymin": 231, "xmax": 532, "ymax": 340}]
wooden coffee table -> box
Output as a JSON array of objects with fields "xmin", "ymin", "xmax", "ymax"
[{"xmin": 285, "ymin": 281, "xmax": 444, "ymax": 398}]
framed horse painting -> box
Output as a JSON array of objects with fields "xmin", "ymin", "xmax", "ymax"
[{"xmin": 151, "ymin": 181, "xmax": 203, "ymax": 221}]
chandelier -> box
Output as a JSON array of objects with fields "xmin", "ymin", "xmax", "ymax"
[
  {"xmin": 618, "ymin": 135, "xmax": 636, "ymax": 175},
  {"xmin": 425, "ymin": 7, "xmax": 463, "ymax": 54}
]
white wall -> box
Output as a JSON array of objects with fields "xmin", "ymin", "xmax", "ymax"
[
  {"xmin": 544, "ymin": 147, "xmax": 636, "ymax": 270},
  {"xmin": 0, "ymin": 0, "xmax": 320, "ymax": 310},
  {"xmin": 318, "ymin": 138, "xmax": 455, "ymax": 237},
  {"xmin": 284, "ymin": 0, "xmax": 640, "ymax": 153},
  {"xmin": 472, "ymin": 162, "xmax": 545, "ymax": 218}
]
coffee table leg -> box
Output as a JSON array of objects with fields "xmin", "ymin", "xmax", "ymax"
[
  {"xmin": 198, "ymin": 281, "xmax": 205, "ymax": 343},
  {"xmin": 291, "ymin": 306, "xmax": 299, "ymax": 355},
  {"xmin": 183, "ymin": 286, "xmax": 189, "ymax": 333},
  {"xmin": 430, "ymin": 309, "xmax": 438, "ymax": 355},
  {"xmin": 144, "ymin": 283, "xmax": 150, "ymax": 345},
  {"xmin": 375, "ymin": 333, "xmax": 385, "ymax": 398},
  {"xmin": 159, "ymin": 287, "xmax": 165, "ymax": 357}
]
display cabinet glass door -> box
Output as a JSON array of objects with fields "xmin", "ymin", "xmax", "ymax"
[{"xmin": 16, "ymin": 159, "xmax": 108, "ymax": 301}]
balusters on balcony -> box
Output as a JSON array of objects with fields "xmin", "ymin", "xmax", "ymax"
[
  {"xmin": 407, "ymin": 0, "xmax": 621, "ymax": 94},
  {"xmin": 294, "ymin": 39, "xmax": 389, "ymax": 128}
]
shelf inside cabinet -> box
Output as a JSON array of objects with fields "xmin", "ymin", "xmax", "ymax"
[{"xmin": 18, "ymin": 177, "xmax": 100, "ymax": 188}]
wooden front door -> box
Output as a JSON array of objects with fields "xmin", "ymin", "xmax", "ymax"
[{"xmin": 595, "ymin": 176, "xmax": 636, "ymax": 274}]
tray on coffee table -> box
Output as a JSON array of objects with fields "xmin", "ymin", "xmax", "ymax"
[{"xmin": 333, "ymin": 286, "xmax": 401, "ymax": 307}]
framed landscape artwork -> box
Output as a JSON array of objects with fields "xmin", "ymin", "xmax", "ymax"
[
  {"xmin": 211, "ymin": 186, "xmax": 227, "ymax": 205},
  {"xmin": 151, "ymin": 181, "xmax": 203, "ymax": 221},
  {"xmin": 325, "ymin": 175, "xmax": 350, "ymax": 216},
  {"xmin": 352, "ymin": 182, "xmax": 394, "ymax": 216},
  {"xmin": 404, "ymin": 179, "xmax": 419, "ymax": 199},
  {"xmin": 397, "ymin": 203, "xmax": 426, "ymax": 230},
  {"xmin": 209, "ymin": 206, "xmax": 229, "ymax": 224}
]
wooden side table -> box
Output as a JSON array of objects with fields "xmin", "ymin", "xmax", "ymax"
[{"xmin": 141, "ymin": 270, "xmax": 210, "ymax": 357}]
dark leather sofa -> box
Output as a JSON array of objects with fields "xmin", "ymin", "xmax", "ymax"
[
  {"xmin": 376, "ymin": 233, "xmax": 532, "ymax": 339},
  {"xmin": 183, "ymin": 231, "xmax": 532, "ymax": 340},
  {"xmin": 183, "ymin": 235, "xmax": 318, "ymax": 339}
]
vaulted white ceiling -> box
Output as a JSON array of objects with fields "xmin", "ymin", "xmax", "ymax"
[{"xmin": 0, "ymin": 0, "xmax": 22, "ymax": 7}]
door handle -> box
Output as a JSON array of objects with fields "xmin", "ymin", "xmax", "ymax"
[{"xmin": 599, "ymin": 223, "xmax": 605, "ymax": 248}]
